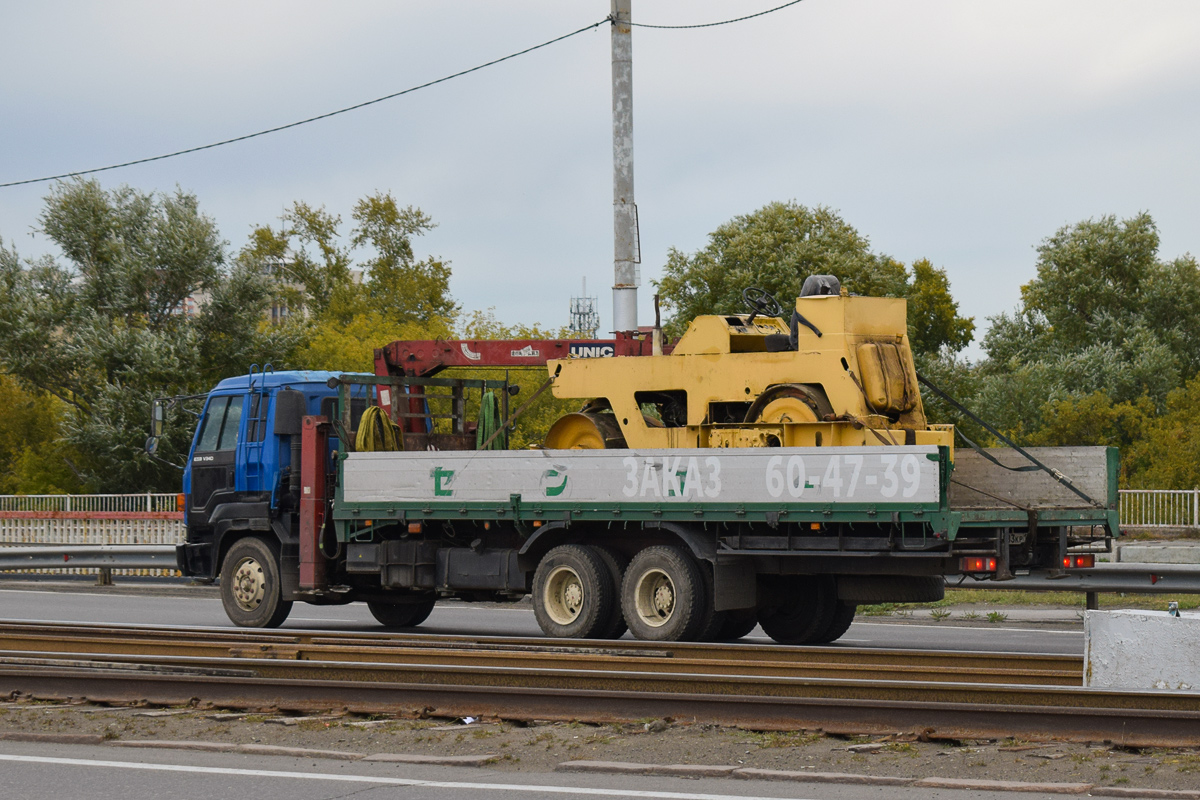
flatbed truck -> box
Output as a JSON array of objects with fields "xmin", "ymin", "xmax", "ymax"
[{"xmin": 162, "ymin": 283, "xmax": 1117, "ymax": 642}]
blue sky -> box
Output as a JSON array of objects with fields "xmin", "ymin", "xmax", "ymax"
[{"xmin": 2, "ymin": 1, "xmax": 1197, "ymax": 356}]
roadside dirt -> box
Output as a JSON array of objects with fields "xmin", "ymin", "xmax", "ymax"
[{"xmin": 2, "ymin": 700, "xmax": 1199, "ymax": 793}]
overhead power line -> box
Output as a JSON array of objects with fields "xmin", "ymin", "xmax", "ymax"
[
  {"xmin": 2, "ymin": 2, "xmax": 809, "ymax": 189},
  {"xmin": 0, "ymin": 19, "xmax": 608, "ymax": 189},
  {"xmin": 628, "ymin": 0, "xmax": 807, "ymax": 30}
]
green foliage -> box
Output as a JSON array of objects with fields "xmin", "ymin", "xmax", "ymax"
[
  {"xmin": 1123, "ymin": 376, "xmax": 1200, "ymax": 489},
  {"xmin": 981, "ymin": 213, "xmax": 1200, "ymax": 425},
  {"xmin": 296, "ymin": 313, "xmax": 453, "ymax": 373},
  {"xmin": 0, "ymin": 180, "xmax": 291, "ymax": 492},
  {"xmin": 240, "ymin": 192, "xmax": 458, "ymax": 333},
  {"xmin": 654, "ymin": 201, "xmax": 973, "ymax": 356},
  {"xmin": 449, "ymin": 310, "xmax": 578, "ymax": 450},
  {"xmin": 0, "ymin": 377, "xmax": 84, "ymax": 493}
]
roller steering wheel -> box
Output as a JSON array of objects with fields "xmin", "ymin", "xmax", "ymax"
[{"xmin": 742, "ymin": 286, "xmax": 784, "ymax": 324}]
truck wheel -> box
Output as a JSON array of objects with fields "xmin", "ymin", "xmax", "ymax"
[
  {"xmin": 717, "ymin": 608, "xmax": 759, "ymax": 640},
  {"xmin": 533, "ymin": 545, "xmax": 616, "ymax": 639},
  {"xmin": 692, "ymin": 560, "xmax": 727, "ymax": 642},
  {"xmin": 621, "ymin": 546, "xmax": 705, "ymax": 642},
  {"xmin": 368, "ymin": 598, "xmax": 436, "ymax": 628},
  {"xmin": 757, "ymin": 576, "xmax": 834, "ymax": 645},
  {"xmin": 809, "ymin": 601, "xmax": 857, "ymax": 644},
  {"xmin": 590, "ymin": 545, "xmax": 629, "ymax": 639},
  {"xmin": 220, "ymin": 537, "xmax": 292, "ymax": 628}
]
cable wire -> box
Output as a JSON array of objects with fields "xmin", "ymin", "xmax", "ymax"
[
  {"xmin": 4, "ymin": 3, "xmax": 807, "ymax": 189},
  {"xmin": 0, "ymin": 19, "xmax": 609, "ymax": 189},
  {"xmin": 627, "ymin": 0, "xmax": 807, "ymax": 30}
]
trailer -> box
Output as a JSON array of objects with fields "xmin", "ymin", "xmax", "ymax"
[{"xmin": 163, "ymin": 282, "xmax": 1117, "ymax": 642}]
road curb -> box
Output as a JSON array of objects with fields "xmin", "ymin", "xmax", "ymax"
[
  {"xmin": 0, "ymin": 732, "xmax": 106, "ymax": 745},
  {"xmin": 1088, "ymin": 789, "xmax": 1200, "ymax": 799},
  {"xmin": 363, "ymin": 753, "xmax": 498, "ymax": 766},
  {"xmin": 913, "ymin": 776, "xmax": 1092, "ymax": 793},
  {"xmin": 111, "ymin": 740, "xmax": 363, "ymax": 760}
]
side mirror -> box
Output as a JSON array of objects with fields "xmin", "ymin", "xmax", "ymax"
[
  {"xmin": 145, "ymin": 436, "xmax": 159, "ymax": 455},
  {"xmin": 151, "ymin": 399, "xmax": 165, "ymax": 437}
]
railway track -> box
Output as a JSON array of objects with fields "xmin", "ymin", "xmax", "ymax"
[{"xmin": 0, "ymin": 621, "xmax": 1197, "ymax": 748}]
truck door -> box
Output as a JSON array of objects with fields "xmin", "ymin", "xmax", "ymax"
[{"xmin": 190, "ymin": 394, "xmax": 244, "ymax": 519}]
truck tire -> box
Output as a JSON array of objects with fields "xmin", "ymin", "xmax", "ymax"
[
  {"xmin": 717, "ymin": 608, "xmax": 759, "ymax": 641},
  {"xmin": 757, "ymin": 576, "xmax": 835, "ymax": 645},
  {"xmin": 692, "ymin": 560, "xmax": 727, "ymax": 642},
  {"xmin": 533, "ymin": 545, "xmax": 616, "ymax": 639},
  {"xmin": 621, "ymin": 546, "xmax": 705, "ymax": 642},
  {"xmin": 808, "ymin": 601, "xmax": 857, "ymax": 644},
  {"xmin": 367, "ymin": 598, "xmax": 436, "ymax": 628},
  {"xmin": 590, "ymin": 545, "xmax": 629, "ymax": 639},
  {"xmin": 220, "ymin": 537, "xmax": 292, "ymax": 628}
]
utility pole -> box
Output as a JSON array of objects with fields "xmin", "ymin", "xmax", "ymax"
[{"xmin": 611, "ymin": 0, "xmax": 639, "ymax": 334}]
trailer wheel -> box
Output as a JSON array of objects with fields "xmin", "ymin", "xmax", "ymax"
[
  {"xmin": 533, "ymin": 545, "xmax": 616, "ymax": 639},
  {"xmin": 220, "ymin": 537, "xmax": 292, "ymax": 628},
  {"xmin": 808, "ymin": 601, "xmax": 856, "ymax": 644},
  {"xmin": 717, "ymin": 608, "xmax": 759, "ymax": 641},
  {"xmin": 367, "ymin": 598, "xmax": 436, "ymax": 628},
  {"xmin": 621, "ymin": 546, "xmax": 705, "ymax": 642},
  {"xmin": 590, "ymin": 545, "xmax": 629, "ymax": 639},
  {"xmin": 757, "ymin": 576, "xmax": 835, "ymax": 645}
]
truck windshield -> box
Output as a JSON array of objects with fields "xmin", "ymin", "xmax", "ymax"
[{"xmin": 196, "ymin": 395, "xmax": 244, "ymax": 452}]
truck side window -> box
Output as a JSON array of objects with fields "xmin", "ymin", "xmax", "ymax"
[{"xmin": 196, "ymin": 396, "xmax": 244, "ymax": 452}]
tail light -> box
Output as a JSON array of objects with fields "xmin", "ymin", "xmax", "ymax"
[
  {"xmin": 960, "ymin": 556, "xmax": 997, "ymax": 573},
  {"xmin": 1063, "ymin": 554, "xmax": 1095, "ymax": 569}
]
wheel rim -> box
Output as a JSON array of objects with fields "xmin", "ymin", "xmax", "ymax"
[
  {"xmin": 758, "ymin": 395, "xmax": 820, "ymax": 424},
  {"xmin": 633, "ymin": 568, "xmax": 676, "ymax": 628},
  {"xmin": 231, "ymin": 556, "xmax": 266, "ymax": 612},
  {"xmin": 544, "ymin": 565, "xmax": 585, "ymax": 625}
]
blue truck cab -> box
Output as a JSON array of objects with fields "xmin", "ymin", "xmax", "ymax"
[{"xmin": 176, "ymin": 370, "xmax": 368, "ymax": 593}]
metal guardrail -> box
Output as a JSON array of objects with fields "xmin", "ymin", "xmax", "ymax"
[
  {"xmin": 0, "ymin": 545, "xmax": 177, "ymax": 572},
  {"xmin": 953, "ymin": 564, "xmax": 1200, "ymax": 594}
]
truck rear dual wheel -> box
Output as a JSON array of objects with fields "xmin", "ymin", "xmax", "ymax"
[
  {"xmin": 533, "ymin": 544, "xmax": 619, "ymax": 639},
  {"xmin": 367, "ymin": 598, "xmax": 436, "ymax": 628},
  {"xmin": 219, "ymin": 537, "xmax": 293, "ymax": 629},
  {"xmin": 716, "ymin": 608, "xmax": 759, "ymax": 641},
  {"xmin": 757, "ymin": 576, "xmax": 857, "ymax": 645},
  {"xmin": 621, "ymin": 546, "xmax": 705, "ymax": 642}
]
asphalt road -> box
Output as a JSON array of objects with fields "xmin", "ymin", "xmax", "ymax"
[
  {"xmin": 0, "ymin": 741, "xmax": 1075, "ymax": 800},
  {"xmin": 0, "ymin": 581, "xmax": 1084, "ymax": 655}
]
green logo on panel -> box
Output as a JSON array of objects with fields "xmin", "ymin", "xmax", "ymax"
[
  {"xmin": 544, "ymin": 469, "xmax": 568, "ymax": 497},
  {"xmin": 432, "ymin": 467, "xmax": 455, "ymax": 496}
]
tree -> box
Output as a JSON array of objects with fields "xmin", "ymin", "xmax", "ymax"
[
  {"xmin": 655, "ymin": 201, "xmax": 973, "ymax": 356},
  {"xmin": 0, "ymin": 180, "xmax": 292, "ymax": 492},
  {"xmin": 0, "ymin": 376, "xmax": 84, "ymax": 493},
  {"xmin": 240, "ymin": 192, "xmax": 458, "ymax": 335},
  {"xmin": 983, "ymin": 213, "xmax": 1200, "ymax": 400}
]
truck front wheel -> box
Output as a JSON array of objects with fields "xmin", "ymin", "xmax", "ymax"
[
  {"xmin": 621, "ymin": 546, "xmax": 705, "ymax": 642},
  {"xmin": 219, "ymin": 537, "xmax": 292, "ymax": 628},
  {"xmin": 533, "ymin": 545, "xmax": 616, "ymax": 639}
]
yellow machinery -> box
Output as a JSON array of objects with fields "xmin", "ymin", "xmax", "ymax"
[{"xmin": 544, "ymin": 285, "xmax": 955, "ymax": 454}]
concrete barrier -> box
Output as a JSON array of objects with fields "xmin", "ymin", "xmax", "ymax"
[{"xmin": 1084, "ymin": 609, "xmax": 1200, "ymax": 692}]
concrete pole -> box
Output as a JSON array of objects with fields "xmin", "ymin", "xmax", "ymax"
[{"xmin": 611, "ymin": 0, "xmax": 639, "ymax": 333}]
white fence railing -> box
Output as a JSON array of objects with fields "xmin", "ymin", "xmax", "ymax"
[
  {"xmin": 0, "ymin": 493, "xmax": 180, "ymax": 515},
  {"xmin": 1119, "ymin": 489, "xmax": 1200, "ymax": 530},
  {"xmin": 0, "ymin": 493, "xmax": 183, "ymax": 575}
]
